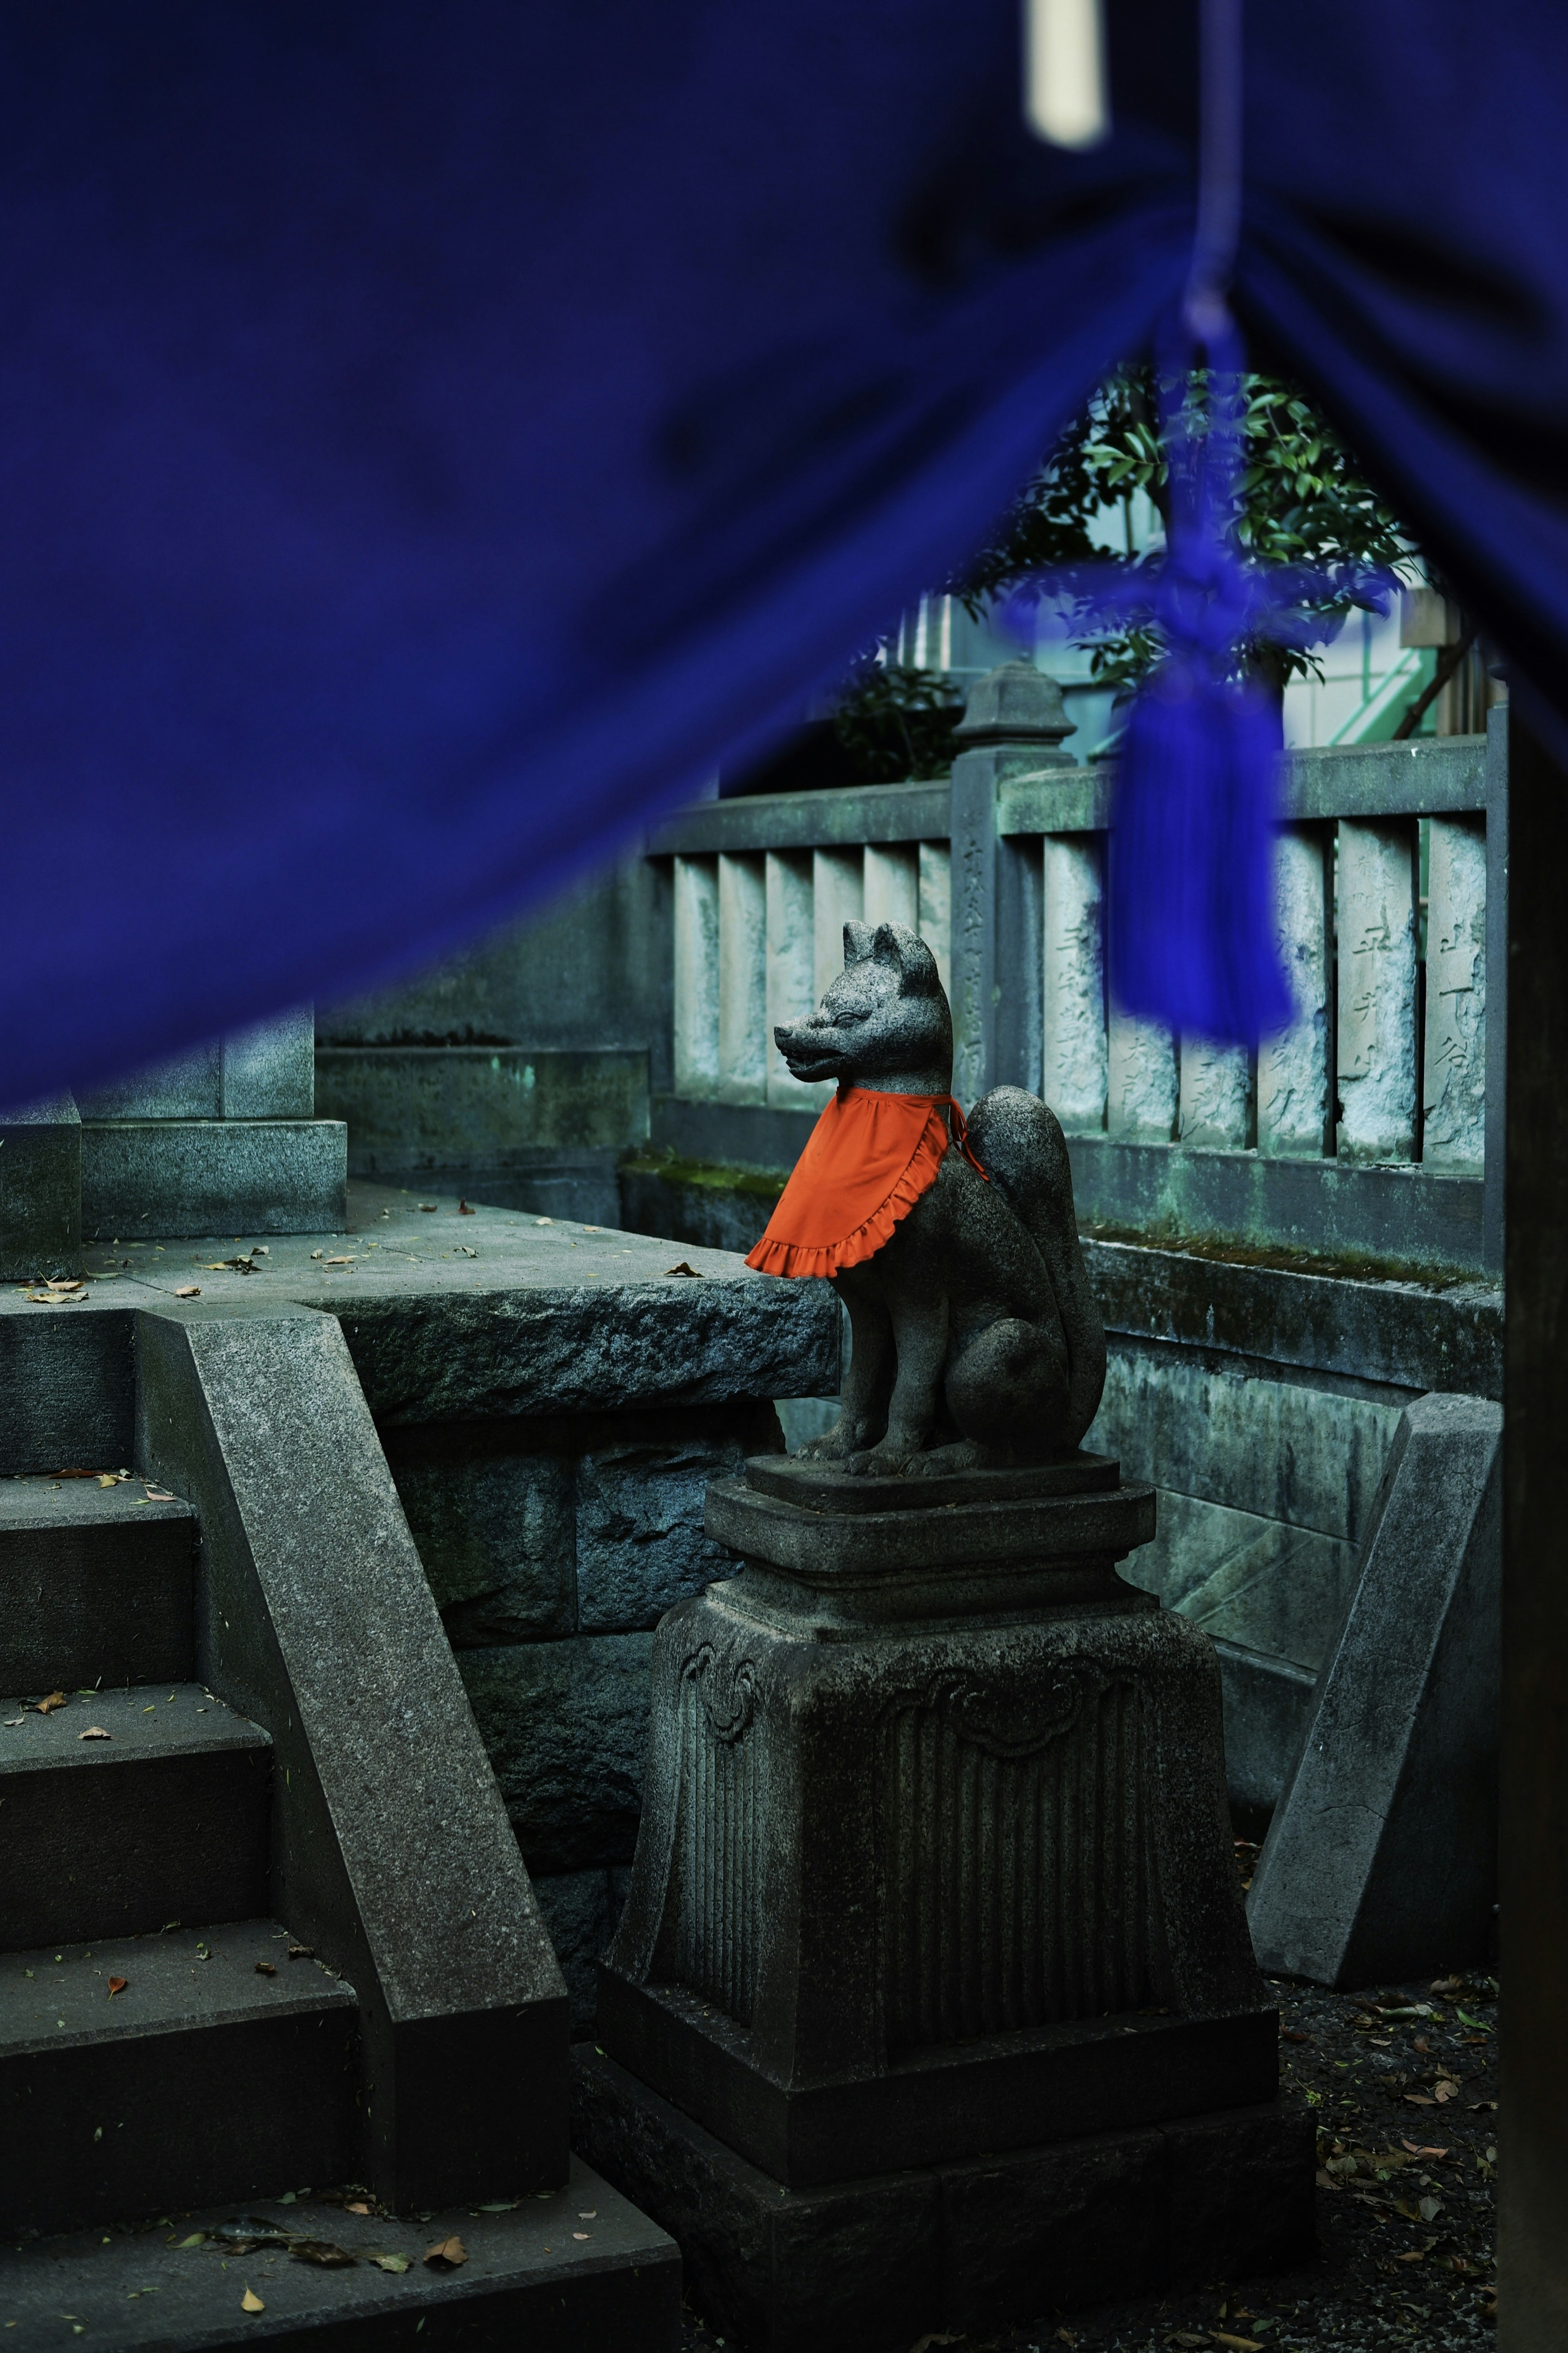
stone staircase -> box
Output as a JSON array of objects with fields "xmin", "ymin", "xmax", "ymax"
[{"xmin": 0, "ymin": 1469, "xmax": 677, "ymax": 2343}]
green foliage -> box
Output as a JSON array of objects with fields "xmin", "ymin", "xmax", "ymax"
[
  {"xmin": 829, "ymin": 659, "xmax": 965, "ymax": 782},
  {"xmin": 950, "ymin": 363, "xmax": 1422, "ymax": 695}
]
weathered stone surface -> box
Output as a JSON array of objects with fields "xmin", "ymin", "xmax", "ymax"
[
  {"xmin": 1248, "ymin": 1391, "xmax": 1502, "ymax": 1985},
  {"xmin": 394, "ymin": 1447, "xmax": 576, "ymax": 1643},
  {"xmin": 1089, "ymin": 1337, "xmax": 1405, "ymax": 1543},
  {"xmin": 1336, "ymin": 818, "xmax": 1418, "ymax": 1162},
  {"xmin": 1083, "ymin": 1236, "xmax": 1501, "ymax": 1399},
  {"xmin": 1134, "ymin": 1488, "xmax": 1361, "ymax": 1674},
  {"xmin": 80, "ymin": 1118, "xmax": 346, "ymax": 1237},
  {"xmin": 603, "ymin": 1470, "xmax": 1273, "ymax": 2188},
  {"xmin": 136, "ymin": 1307, "xmax": 570, "ymax": 2209},
  {"xmin": 0, "ymin": 1310, "xmax": 134, "ymax": 1474},
  {"xmin": 341, "ymin": 1265, "xmax": 838, "ymax": 1421},
  {"xmin": 576, "ymin": 1437, "xmax": 753, "ymax": 1633},
  {"xmin": 1040, "ymin": 833, "xmax": 1106, "ymax": 1134},
  {"xmin": 221, "ymin": 1007, "xmax": 316, "ymax": 1118},
  {"xmin": 1107, "ymin": 1012, "xmax": 1178, "ymax": 1142},
  {"xmin": 532, "ymin": 1867, "xmax": 617, "ymax": 2034},
  {"xmin": 78, "ymin": 1042, "xmax": 223, "ymax": 1122},
  {"xmin": 573, "ymin": 2047, "xmax": 1312, "ymax": 2353},
  {"xmin": 314, "ymin": 1043, "xmax": 647, "ymax": 1161},
  {"xmin": 1212, "ymin": 1639, "xmax": 1319, "ymax": 1828},
  {"xmin": 1258, "ymin": 827, "xmax": 1331, "ymax": 1157},
  {"xmin": 1178, "ymin": 1038, "xmax": 1252, "ymax": 1150},
  {"xmin": 1423, "ymin": 815, "xmax": 1488, "ymax": 1171},
  {"xmin": 0, "ymin": 1095, "xmax": 81, "ymax": 1283},
  {"xmin": 458, "ymin": 1634, "xmax": 653, "ymax": 1874},
  {"xmin": 939, "ymin": 2127, "xmax": 1169, "ymax": 2331}
]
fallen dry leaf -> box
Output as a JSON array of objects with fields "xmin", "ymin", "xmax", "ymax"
[
  {"xmin": 167, "ymin": 2233, "xmax": 206, "ymax": 2250},
  {"xmin": 1210, "ymin": 2336, "xmax": 1265, "ymax": 2352},
  {"xmin": 345, "ymin": 2201, "xmax": 371, "ymax": 2216},
  {"xmin": 459, "ymin": 1199, "xmax": 476, "ymax": 1214},
  {"xmin": 418, "ymin": 1203, "xmax": 437, "ymax": 1212},
  {"xmin": 78, "ymin": 1726, "xmax": 111, "ymax": 1741},
  {"xmin": 1434, "ymin": 2078, "xmax": 1459, "ymax": 2101},
  {"xmin": 254, "ymin": 1960, "xmax": 277, "ymax": 1977},
  {"xmin": 666, "ymin": 1261, "xmax": 701, "ymax": 1278},
  {"xmin": 1397, "ymin": 2249, "xmax": 1426, "ymax": 2264},
  {"xmin": 1314, "ymin": 2167, "xmax": 1342, "ymax": 2192},
  {"xmin": 1402, "ymin": 2140, "xmax": 1448, "ymax": 2158},
  {"xmin": 174, "ymin": 1285, "xmax": 200, "ymax": 1298},
  {"xmin": 289, "ymin": 2239, "xmax": 356, "ymax": 2268},
  {"xmin": 1403, "ymin": 2093, "xmax": 1435, "ymax": 2107},
  {"xmin": 107, "ymin": 1976, "xmax": 127, "ymax": 1997},
  {"xmin": 423, "ymin": 2234, "xmax": 468, "ymax": 2269},
  {"xmin": 287, "ymin": 1943, "xmax": 314, "ymax": 1959},
  {"xmin": 32, "ymin": 1691, "xmax": 67, "ymax": 1714},
  {"xmin": 241, "ymin": 2289, "xmax": 265, "ymax": 2313},
  {"xmin": 572, "ymin": 2231, "xmax": 591, "ymax": 2241},
  {"xmin": 367, "ymin": 2251, "xmax": 411, "ymax": 2273},
  {"xmin": 1281, "ymin": 2027, "xmax": 1310, "ymax": 2043},
  {"xmin": 534, "ymin": 1216, "xmax": 552, "ymax": 1225}
]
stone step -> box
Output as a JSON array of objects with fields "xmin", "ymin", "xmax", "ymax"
[
  {"xmin": 0, "ymin": 1476, "xmax": 197, "ymax": 1692},
  {"xmin": 0, "ymin": 1683, "xmax": 271, "ymax": 1948},
  {"xmin": 0, "ymin": 1918, "xmax": 357, "ymax": 2237},
  {"xmin": 0, "ymin": 2156, "xmax": 681, "ymax": 2348}
]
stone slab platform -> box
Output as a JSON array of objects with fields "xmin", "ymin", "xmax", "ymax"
[
  {"xmin": 0, "ymin": 2156, "xmax": 679, "ymax": 2349},
  {"xmin": 572, "ymin": 2045, "xmax": 1314, "ymax": 2353}
]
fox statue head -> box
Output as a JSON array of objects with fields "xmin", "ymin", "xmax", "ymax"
[{"xmin": 773, "ymin": 921, "xmax": 953, "ymax": 1094}]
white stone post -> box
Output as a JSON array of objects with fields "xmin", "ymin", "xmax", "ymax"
[
  {"xmin": 1178, "ymin": 1039, "xmax": 1253, "ymax": 1149},
  {"xmin": 1423, "ymin": 815, "xmax": 1487, "ymax": 1171},
  {"xmin": 918, "ymin": 842, "xmax": 951, "ymax": 1001},
  {"xmin": 673, "ymin": 854, "xmax": 719, "ymax": 1100},
  {"xmin": 765, "ymin": 851, "xmax": 824, "ymax": 1109},
  {"xmin": 1107, "ymin": 1013, "xmax": 1178, "ymax": 1142},
  {"xmin": 1258, "ymin": 828, "xmax": 1332, "ymax": 1157},
  {"xmin": 813, "ymin": 847, "xmax": 864, "ymax": 1003},
  {"xmin": 1040, "ymin": 835, "xmax": 1107, "ymax": 1133},
  {"xmin": 1336, "ymin": 819, "xmax": 1418, "ymax": 1162},
  {"xmin": 716, "ymin": 852, "xmax": 767, "ymax": 1105},
  {"xmin": 863, "ymin": 843, "xmax": 919, "ymax": 935}
]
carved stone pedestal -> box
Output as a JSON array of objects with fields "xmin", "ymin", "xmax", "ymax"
[{"xmin": 577, "ymin": 1456, "xmax": 1313, "ymax": 2348}]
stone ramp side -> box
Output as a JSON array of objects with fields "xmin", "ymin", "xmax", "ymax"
[{"xmin": 1246, "ymin": 1390, "xmax": 1502, "ymax": 1986}]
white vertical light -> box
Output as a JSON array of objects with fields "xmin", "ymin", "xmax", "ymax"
[{"xmin": 1023, "ymin": 0, "xmax": 1109, "ymax": 151}]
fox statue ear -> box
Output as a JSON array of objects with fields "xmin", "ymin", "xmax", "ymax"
[
  {"xmin": 842, "ymin": 921, "xmax": 875, "ymax": 964},
  {"xmin": 872, "ymin": 921, "xmax": 941, "ymax": 997}
]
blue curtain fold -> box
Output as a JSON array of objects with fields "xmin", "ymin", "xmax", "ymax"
[{"xmin": 0, "ymin": 0, "xmax": 1560, "ymax": 1103}]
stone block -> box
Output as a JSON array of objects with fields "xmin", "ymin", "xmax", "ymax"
[
  {"xmin": 1247, "ymin": 1391, "xmax": 1503, "ymax": 1985},
  {"xmin": 393, "ymin": 1447, "xmax": 575, "ymax": 1643},
  {"xmin": 1213, "ymin": 1639, "xmax": 1318, "ymax": 1824},
  {"xmin": 532, "ymin": 1867, "xmax": 615, "ymax": 2034},
  {"xmin": 1139, "ymin": 1487, "xmax": 1361, "ymax": 1674},
  {"xmin": 573, "ymin": 2047, "xmax": 1312, "ymax": 2353},
  {"xmin": 0, "ymin": 1095, "xmax": 80, "ymax": 1281},
  {"xmin": 78, "ymin": 1042, "xmax": 222, "ymax": 1121},
  {"xmin": 938, "ymin": 2127, "xmax": 1168, "ymax": 2333},
  {"xmin": 222, "ymin": 1007, "xmax": 315, "ymax": 1117},
  {"xmin": 0, "ymin": 1308, "xmax": 134, "ymax": 1474},
  {"xmin": 576, "ymin": 1436, "xmax": 751, "ymax": 1633},
  {"xmin": 314, "ymin": 1044, "xmax": 648, "ymax": 1160},
  {"xmin": 80, "ymin": 1118, "xmax": 347, "ymax": 1236},
  {"xmin": 1088, "ymin": 1338, "xmax": 1405, "ymax": 1545},
  {"xmin": 457, "ymin": 1633, "xmax": 653, "ymax": 1874},
  {"xmin": 1164, "ymin": 2099, "xmax": 1317, "ymax": 2285}
]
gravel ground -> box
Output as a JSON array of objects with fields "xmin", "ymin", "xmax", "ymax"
[{"xmin": 680, "ymin": 1871, "xmax": 1499, "ymax": 2353}]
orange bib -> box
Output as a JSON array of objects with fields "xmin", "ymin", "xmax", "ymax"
[{"xmin": 745, "ymin": 1086, "xmax": 986, "ymax": 1280}]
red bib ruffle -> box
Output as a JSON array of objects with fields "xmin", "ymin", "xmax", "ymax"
[{"xmin": 745, "ymin": 1086, "xmax": 985, "ymax": 1280}]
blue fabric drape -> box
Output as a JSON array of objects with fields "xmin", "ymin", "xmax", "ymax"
[{"xmin": 0, "ymin": 2, "xmax": 1560, "ymax": 1103}]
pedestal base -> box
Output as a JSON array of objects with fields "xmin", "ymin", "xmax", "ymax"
[{"xmin": 572, "ymin": 2045, "xmax": 1316, "ymax": 2353}]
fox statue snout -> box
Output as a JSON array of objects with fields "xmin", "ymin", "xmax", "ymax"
[
  {"xmin": 768, "ymin": 919, "xmax": 1106, "ymax": 1476},
  {"xmin": 773, "ymin": 919, "xmax": 952, "ymax": 1093}
]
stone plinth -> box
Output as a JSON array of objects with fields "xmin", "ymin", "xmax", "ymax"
[{"xmin": 584, "ymin": 1456, "xmax": 1309, "ymax": 2342}]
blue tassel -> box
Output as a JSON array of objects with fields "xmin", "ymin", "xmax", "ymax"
[{"xmin": 1107, "ymin": 656, "xmax": 1293, "ymax": 1042}]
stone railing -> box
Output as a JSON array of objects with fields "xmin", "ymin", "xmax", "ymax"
[{"xmin": 645, "ymin": 665, "xmax": 1505, "ymax": 1275}]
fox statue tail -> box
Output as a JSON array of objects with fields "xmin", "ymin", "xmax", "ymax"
[{"xmin": 963, "ymin": 1086, "xmax": 1107, "ymax": 1448}]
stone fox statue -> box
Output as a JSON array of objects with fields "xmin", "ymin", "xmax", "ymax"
[{"xmin": 746, "ymin": 919, "xmax": 1105, "ymax": 1474}]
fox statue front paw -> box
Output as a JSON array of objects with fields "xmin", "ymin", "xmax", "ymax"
[{"xmin": 798, "ymin": 1416, "xmax": 880, "ymax": 1463}]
